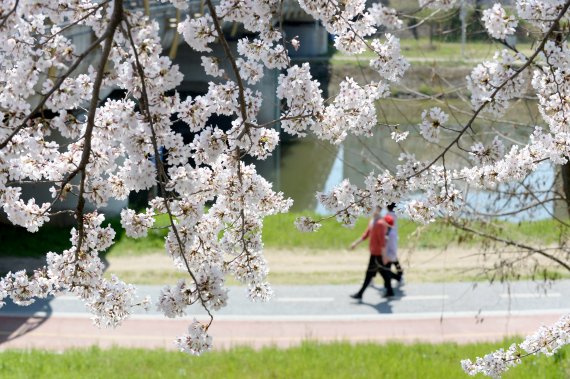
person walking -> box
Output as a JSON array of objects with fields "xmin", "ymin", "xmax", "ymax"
[
  {"xmin": 385, "ymin": 203, "xmax": 404, "ymax": 286},
  {"xmin": 349, "ymin": 207, "xmax": 397, "ymax": 299}
]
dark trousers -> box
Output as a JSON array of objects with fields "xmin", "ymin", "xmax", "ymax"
[
  {"xmin": 387, "ymin": 260, "xmax": 403, "ymax": 277},
  {"xmin": 356, "ymin": 256, "xmax": 398, "ymax": 297}
]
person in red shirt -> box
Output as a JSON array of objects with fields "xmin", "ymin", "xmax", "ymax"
[{"xmin": 349, "ymin": 207, "xmax": 397, "ymax": 299}]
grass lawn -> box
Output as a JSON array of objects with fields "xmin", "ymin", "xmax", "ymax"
[
  {"xmin": 373, "ymin": 97, "xmax": 541, "ymax": 127},
  {"xmin": 0, "ymin": 212, "xmax": 565, "ymax": 258},
  {"xmin": 331, "ymin": 37, "xmax": 534, "ymax": 66},
  {"xmin": 399, "ymin": 38, "xmax": 534, "ymax": 62},
  {"xmin": 263, "ymin": 212, "xmax": 565, "ymax": 251},
  {"xmin": 0, "ymin": 341, "xmax": 568, "ymax": 379}
]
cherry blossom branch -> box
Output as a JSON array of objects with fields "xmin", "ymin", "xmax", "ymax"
[
  {"xmin": 38, "ymin": 1, "xmax": 111, "ymax": 47},
  {"xmin": 0, "ymin": 0, "xmax": 18, "ymax": 30},
  {"xmin": 122, "ymin": 17, "xmax": 215, "ymax": 326},
  {"xmin": 392, "ymin": 83, "xmax": 538, "ymax": 129},
  {"xmin": 201, "ymin": 0, "xmax": 273, "ymax": 274},
  {"xmin": 449, "ymin": 219, "xmax": 570, "ymax": 271},
  {"xmin": 409, "ymin": 0, "xmax": 570, "ymax": 180},
  {"xmin": 0, "ymin": 29, "xmax": 112, "ymax": 149},
  {"xmin": 462, "ymin": 317, "xmax": 570, "ymax": 377},
  {"xmin": 204, "ymin": 0, "xmax": 250, "ymax": 139},
  {"xmin": 464, "ymin": 197, "xmax": 565, "ymax": 218},
  {"xmin": 519, "ymin": 181, "xmax": 570, "ymax": 227},
  {"xmin": 74, "ymin": 0, "xmax": 124, "ymax": 256}
]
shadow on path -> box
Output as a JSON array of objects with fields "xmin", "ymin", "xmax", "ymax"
[
  {"xmin": 0, "ymin": 210, "xmax": 128, "ymax": 346},
  {"xmin": 0, "ymin": 253, "xmax": 110, "ymax": 347},
  {"xmin": 349, "ymin": 285, "xmax": 407, "ymax": 314},
  {"xmin": 0, "ymin": 299, "xmax": 53, "ymax": 346}
]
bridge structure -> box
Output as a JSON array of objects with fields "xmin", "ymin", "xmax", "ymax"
[{"xmin": 65, "ymin": 0, "xmax": 329, "ymax": 111}]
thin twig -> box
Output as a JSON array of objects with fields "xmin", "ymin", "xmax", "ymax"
[{"xmin": 450, "ymin": 220, "xmax": 570, "ymax": 271}]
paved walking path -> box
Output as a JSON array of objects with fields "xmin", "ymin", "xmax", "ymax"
[{"xmin": 1, "ymin": 280, "xmax": 569, "ymax": 351}]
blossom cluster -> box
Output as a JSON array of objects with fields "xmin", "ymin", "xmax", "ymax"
[
  {"xmin": 307, "ymin": 151, "xmax": 464, "ymax": 228},
  {"xmin": 533, "ymin": 40, "xmax": 570, "ymax": 134},
  {"xmin": 482, "ymin": 3, "xmax": 518, "ymax": 40},
  {"xmin": 516, "ymin": 0, "xmax": 569, "ymax": 32},
  {"xmin": 462, "ymin": 314, "xmax": 570, "ymax": 377},
  {"xmin": 369, "ymin": 34, "xmax": 409, "ymax": 83},
  {"xmin": 175, "ymin": 319, "xmax": 213, "ymax": 355},
  {"xmin": 469, "ymin": 136, "xmax": 505, "ymax": 166},
  {"xmin": 317, "ymin": 179, "xmax": 363, "ymax": 227},
  {"xmin": 419, "ymin": 107, "xmax": 448, "ymax": 143},
  {"xmin": 467, "ymin": 50, "xmax": 528, "ymax": 115},
  {"xmin": 0, "ymin": 212, "xmax": 143, "ymax": 327},
  {"xmin": 297, "ymin": 0, "xmax": 402, "ymax": 55},
  {"xmin": 368, "ymin": 3, "xmax": 403, "ymax": 30}
]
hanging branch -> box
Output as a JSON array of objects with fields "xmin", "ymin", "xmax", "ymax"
[
  {"xmin": 122, "ymin": 17, "xmax": 215, "ymax": 326},
  {"xmin": 72, "ymin": 0, "xmax": 124, "ymax": 258}
]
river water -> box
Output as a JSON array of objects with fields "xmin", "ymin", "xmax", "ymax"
[{"xmin": 268, "ymin": 99, "xmax": 558, "ymax": 221}]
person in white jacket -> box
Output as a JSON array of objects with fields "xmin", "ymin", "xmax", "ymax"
[{"xmin": 385, "ymin": 203, "xmax": 404, "ymax": 285}]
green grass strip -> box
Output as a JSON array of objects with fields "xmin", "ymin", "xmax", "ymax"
[
  {"xmin": 331, "ymin": 38, "xmax": 534, "ymax": 64},
  {"xmin": 0, "ymin": 212, "xmax": 565, "ymax": 258},
  {"xmin": 0, "ymin": 341, "xmax": 569, "ymax": 378},
  {"xmin": 261, "ymin": 212, "xmax": 565, "ymax": 251}
]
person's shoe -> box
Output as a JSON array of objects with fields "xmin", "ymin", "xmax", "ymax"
[
  {"xmin": 350, "ymin": 293, "xmax": 362, "ymax": 300},
  {"xmin": 383, "ymin": 291, "xmax": 395, "ymax": 298},
  {"xmin": 398, "ymin": 274, "xmax": 405, "ymax": 287}
]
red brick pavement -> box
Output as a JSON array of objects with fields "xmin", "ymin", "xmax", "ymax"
[{"xmin": 0, "ymin": 313, "xmax": 563, "ymax": 351}]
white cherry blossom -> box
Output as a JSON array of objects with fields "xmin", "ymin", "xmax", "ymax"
[
  {"xmin": 482, "ymin": 3, "xmax": 518, "ymax": 40},
  {"xmin": 419, "ymin": 107, "xmax": 449, "ymax": 143}
]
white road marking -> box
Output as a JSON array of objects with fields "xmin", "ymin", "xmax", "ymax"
[
  {"xmin": 3, "ymin": 309, "xmax": 570, "ymax": 322},
  {"xmin": 277, "ymin": 297, "xmax": 334, "ymax": 302},
  {"xmin": 397, "ymin": 295, "xmax": 449, "ymax": 301},
  {"xmin": 500, "ymin": 293, "xmax": 561, "ymax": 299},
  {"xmin": 276, "ymin": 295, "xmax": 449, "ymax": 302}
]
